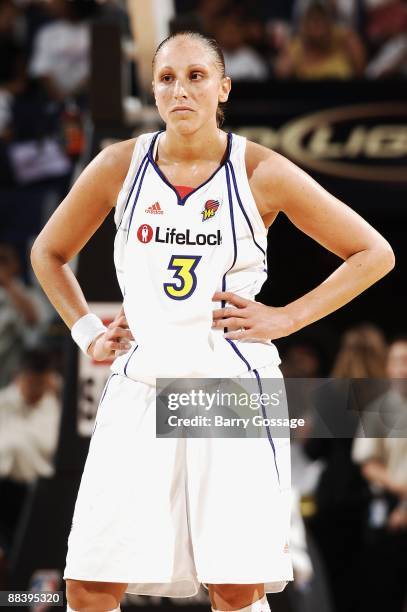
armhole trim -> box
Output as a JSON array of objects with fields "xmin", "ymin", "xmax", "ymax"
[
  {"xmin": 114, "ymin": 132, "xmax": 157, "ymax": 228},
  {"xmin": 234, "ymin": 134, "xmax": 269, "ymax": 235}
]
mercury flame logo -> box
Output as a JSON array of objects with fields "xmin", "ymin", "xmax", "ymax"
[{"xmin": 201, "ymin": 199, "xmax": 220, "ymax": 221}]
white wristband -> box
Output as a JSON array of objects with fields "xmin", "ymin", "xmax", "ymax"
[{"xmin": 71, "ymin": 313, "xmax": 107, "ymax": 356}]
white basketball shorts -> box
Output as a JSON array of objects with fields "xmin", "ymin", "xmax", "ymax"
[{"xmin": 63, "ymin": 363, "xmax": 294, "ymax": 597}]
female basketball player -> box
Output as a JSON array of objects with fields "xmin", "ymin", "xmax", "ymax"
[{"xmin": 31, "ymin": 31, "xmax": 395, "ymax": 612}]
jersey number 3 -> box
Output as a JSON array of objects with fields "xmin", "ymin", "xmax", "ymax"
[{"xmin": 164, "ymin": 255, "xmax": 202, "ymax": 300}]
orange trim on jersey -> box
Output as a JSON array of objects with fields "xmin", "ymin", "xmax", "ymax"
[{"xmin": 174, "ymin": 185, "xmax": 194, "ymax": 199}]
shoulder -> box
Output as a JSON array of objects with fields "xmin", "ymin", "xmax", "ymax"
[
  {"xmin": 97, "ymin": 137, "xmax": 137, "ymax": 178},
  {"xmin": 245, "ymin": 140, "xmax": 300, "ymax": 195},
  {"xmin": 65, "ymin": 137, "xmax": 138, "ymax": 210},
  {"xmin": 91, "ymin": 137, "xmax": 137, "ymax": 205},
  {"xmin": 245, "ymin": 139, "xmax": 293, "ymax": 174},
  {"xmin": 243, "ymin": 138, "xmax": 321, "ymax": 216}
]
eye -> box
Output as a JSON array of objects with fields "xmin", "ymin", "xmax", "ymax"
[
  {"xmin": 160, "ymin": 74, "xmax": 173, "ymax": 83},
  {"xmin": 190, "ymin": 71, "xmax": 203, "ymax": 80}
]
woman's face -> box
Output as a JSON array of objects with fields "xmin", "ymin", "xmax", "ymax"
[
  {"xmin": 153, "ymin": 37, "xmax": 230, "ymax": 135},
  {"xmin": 302, "ymin": 10, "xmax": 332, "ymax": 49}
]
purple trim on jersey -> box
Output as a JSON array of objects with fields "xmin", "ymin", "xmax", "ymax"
[
  {"xmin": 99, "ymin": 373, "xmax": 117, "ymax": 404},
  {"xmin": 124, "ymin": 344, "xmax": 139, "ymax": 377},
  {"xmin": 148, "ymin": 131, "xmax": 233, "ymax": 206},
  {"xmin": 126, "ymin": 159, "xmax": 149, "ymax": 243},
  {"xmin": 253, "ymin": 368, "xmax": 281, "ymax": 486},
  {"xmin": 117, "ymin": 153, "xmax": 149, "ymax": 230},
  {"xmin": 224, "ymin": 163, "xmax": 238, "ymax": 270},
  {"xmin": 222, "ymin": 163, "xmax": 252, "ymax": 372},
  {"xmin": 227, "ymin": 160, "xmax": 267, "ymax": 271},
  {"xmin": 226, "ymin": 338, "xmax": 251, "ymax": 371},
  {"xmin": 221, "ymin": 163, "xmax": 238, "ymax": 314},
  {"xmin": 91, "ymin": 373, "xmax": 119, "ymax": 437}
]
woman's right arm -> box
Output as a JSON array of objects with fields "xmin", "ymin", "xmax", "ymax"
[{"xmin": 31, "ymin": 139, "xmax": 135, "ymax": 351}]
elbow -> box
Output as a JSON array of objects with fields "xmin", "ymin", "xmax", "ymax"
[
  {"xmin": 381, "ymin": 242, "xmax": 396, "ymax": 273},
  {"xmin": 30, "ymin": 240, "xmax": 44, "ymax": 274},
  {"xmin": 30, "ymin": 235, "xmax": 43, "ymax": 262},
  {"xmin": 30, "ymin": 239, "xmax": 60, "ymax": 270},
  {"xmin": 373, "ymin": 241, "xmax": 395, "ymax": 277},
  {"xmin": 30, "ymin": 240, "xmax": 54, "ymax": 279},
  {"xmin": 30, "ymin": 242, "xmax": 38, "ymax": 271}
]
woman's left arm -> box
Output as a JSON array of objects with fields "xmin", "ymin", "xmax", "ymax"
[{"xmin": 213, "ymin": 150, "xmax": 395, "ymax": 341}]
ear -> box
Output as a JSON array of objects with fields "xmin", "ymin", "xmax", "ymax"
[{"xmin": 219, "ymin": 76, "xmax": 231, "ymax": 104}]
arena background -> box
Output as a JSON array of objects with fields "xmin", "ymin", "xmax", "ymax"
[{"xmin": 0, "ymin": 1, "xmax": 406, "ymax": 611}]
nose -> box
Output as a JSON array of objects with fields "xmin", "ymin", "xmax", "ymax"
[{"xmin": 173, "ymin": 78, "xmax": 188, "ymax": 100}]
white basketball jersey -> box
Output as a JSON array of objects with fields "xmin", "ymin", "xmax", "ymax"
[{"xmin": 111, "ymin": 131, "xmax": 281, "ymax": 385}]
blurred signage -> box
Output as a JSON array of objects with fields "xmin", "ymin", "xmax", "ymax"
[{"xmin": 235, "ymin": 102, "xmax": 407, "ymax": 182}]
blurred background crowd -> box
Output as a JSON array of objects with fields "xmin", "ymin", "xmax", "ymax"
[
  {"xmin": 1, "ymin": 0, "xmax": 407, "ymax": 154},
  {"xmin": 175, "ymin": 0, "xmax": 407, "ymax": 80},
  {"xmin": 0, "ymin": 0, "xmax": 406, "ymax": 611}
]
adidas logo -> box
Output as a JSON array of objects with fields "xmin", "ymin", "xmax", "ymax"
[{"xmin": 146, "ymin": 202, "xmax": 163, "ymax": 214}]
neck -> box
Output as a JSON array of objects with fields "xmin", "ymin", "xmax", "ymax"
[{"xmin": 159, "ymin": 123, "xmax": 227, "ymax": 163}]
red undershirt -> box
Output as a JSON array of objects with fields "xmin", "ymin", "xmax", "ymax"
[{"xmin": 174, "ymin": 185, "xmax": 194, "ymax": 199}]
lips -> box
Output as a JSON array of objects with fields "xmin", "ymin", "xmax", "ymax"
[{"xmin": 171, "ymin": 107, "xmax": 194, "ymax": 112}]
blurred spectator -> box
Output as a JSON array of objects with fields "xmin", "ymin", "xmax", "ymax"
[
  {"xmin": 0, "ymin": 0, "xmax": 25, "ymax": 96},
  {"xmin": 0, "ymin": 0, "xmax": 26, "ymax": 138},
  {"xmin": 351, "ymin": 335, "xmax": 407, "ymax": 612},
  {"xmin": 28, "ymin": 0, "xmax": 99, "ymax": 103},
  {"xmin": 364, "ymin": 0, "xmax": 407, "ymax": 78},
  {"xmin": 331, "ymin": 323, "xmax": 388, "ymax": 378},
  {"xmin": 266, "ymin": 19, "xmax": 293, "ymax": 73},
  {"xmin": 0, "ymin": 348, "xmax": 61, "ymax": 555},
  {"xmin": 175, "ymin": 0, "xmax": 406, "ymax": 80},
  {"xmin": 279, "ymin": 337, "xmax": 335, "ymax": 612},
  {"xmin": 0, "ymin": 243, "xmax": 47, "ymax": 387},
  {"xmin": 366, "ymin": 32, "xmax": 407, "ymax": 78},
  {"xmin": 293, "ymin": 0, "xmax": 365, "ymax": 29},
  {"xmin": 364, "ymin": 0, "xmax": 407, "ymax": 48},
  {"xmin": 17, "ymin": 0, "xmax": 53, "ymax": 58},
  {"xmin": 303, "ymin": 324, "xmax": 387, "ymax": 612},
  {"xmin": 213, "ymin": 16, "xmax": 269, "ymax": 80},
  {"xmin": 281, "ymin": 337, "xmax": 326, "ymax": 496},
  {"xmin": 244, "ymin": 18, "xmax": 271, "ymax": 64},
  {"xmin": 274, "ymin": 1, "xmax": 366, "ymax": 79},
  {"xmin": 281, "ymin": 342, "xmax": 322, "ymax": 378},
  {"xmin": 0, "ymin": 348, "xmax": 61, "ymax": 481}
]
